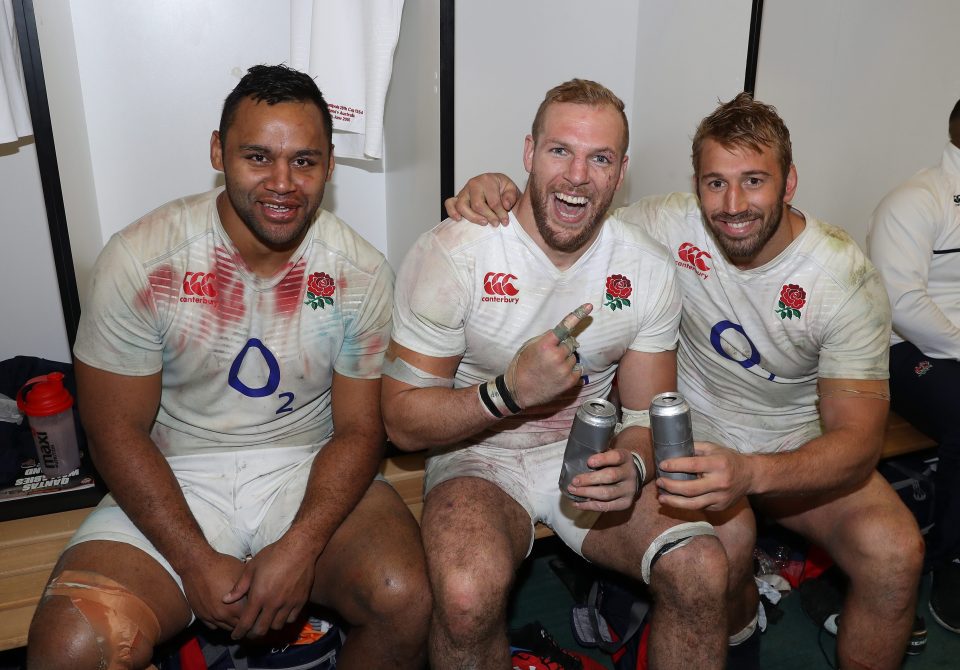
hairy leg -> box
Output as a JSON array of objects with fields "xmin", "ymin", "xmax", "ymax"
[
  {"xmin": 584, "ymin": 486, "xmax": 728, "ymax": 670},
  {"xmin": 708, "ymin": 499, "xmax": 759, "ymax": 638},
  {"xmin": 760, "ymin": 472, "xmax": 924, "ymax": 670},
  {"xmin": 27, "ymin": 540, "xmax": 192, "ymax": 670},
  {"xmin": 420, "ymin": 477, "xmax": 531, "ymax": 670},
  {"xmin": 310, "ymin": 481, "xmax": 431, "ymax": 670}
]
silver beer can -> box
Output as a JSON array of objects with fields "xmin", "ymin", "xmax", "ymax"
[
  {"xmin": 559, "ymin": 398, "xmax": 618, "ymax": 501},
  {"xmin": 650, "ymin": 391, "xmax": 697, "ymax": 480}
]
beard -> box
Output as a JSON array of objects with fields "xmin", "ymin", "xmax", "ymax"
[
  {"xmin": 702, "ymin": 182, "xmax": 787, "ymax": 264},
  {"xmin": 223, "ymin": 179, "xmax": 323, "ymax": 251},
  {"xmin": 528, "ymin": 171, "xmax": 613, "ymax": 253}
]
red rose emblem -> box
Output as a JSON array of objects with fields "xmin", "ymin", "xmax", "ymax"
[
  {"xmin": 307, "ymin": 272, "xmax": 336, "ymax": 298},
  {"xmin": 775, "ymin": 283, "xmax": 806, "ymax": 320},
  {"xmin": 779, "ymin": 284, "xmax": 806, "ymax": 310},
  {"xmin": 606, "ymin": 274, "xmax": 632, "ymax": 300},
  {"xmin": 603, "ymin": 274, "xmax": 633, "ymax": 311},
  {"xmin": 304, "ymin": 272, "xmax": 336, "ymax": 310}
]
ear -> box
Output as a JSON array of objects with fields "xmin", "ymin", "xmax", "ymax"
[
  {"xmin": 326, "ymin": 149, "xmax": 336, "ymax": 180},
  {"xmin": 210, "ymin": 131, "xmax": 224, "ymax": 171},
  {"xmin": 783, "ymin": 164, "xmax": 798, "ymax": 204},
  {"xmin": 614, "ymin": 155, "xmax": 629, "ymax": 192},
  {"xmin": 523, "ymin": 134, "xmax": 535, "ymax": 173}
]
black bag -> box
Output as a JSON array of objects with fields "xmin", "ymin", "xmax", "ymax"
[{"xmin": 570, "ymin": 575, "xmax": 650, "ymax": 670}]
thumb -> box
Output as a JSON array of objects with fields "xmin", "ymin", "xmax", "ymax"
[{"xmin": 222, "ymin": 571, "xmax": 252, "ymax": 604}]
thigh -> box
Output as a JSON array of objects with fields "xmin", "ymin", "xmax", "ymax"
[
  {"xmin": 421, "ymin": 476, "xmax": 532, "ymax": 585},
  {"xmin": 308, "ymin": 480, "xmax": 425, "ymax": 608},
  {"xmin": 756, "ymin": 471, "xmax": 920, "ymax": 570}
]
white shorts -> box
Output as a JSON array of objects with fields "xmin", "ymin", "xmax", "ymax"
[
  {"xmin": 67, "ymin": 445, "xmax": 385, "ymax": 593},
  {"xmin": 425, "ymin": 441, "xmax": 600, "ymax": 558},
  {"xmin": 691, "ymin": 408, "xmax": 821, "ymax": 454}
]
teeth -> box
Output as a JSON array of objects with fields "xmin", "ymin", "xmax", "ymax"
[
  {"xmin": 264, "ymin": 203, "xmax": 292, "ymax": 212},
  {"xmin": 555, "ymin": 193, "xmax": 588, "ymax": 205}
]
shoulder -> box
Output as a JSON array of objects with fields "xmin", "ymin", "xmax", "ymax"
[
  {"xmin": 310, "ymin": 209, "xmax": 389, "ymax": 277},
  {"xmin": 603, "ymin": 213, "xmax": 674, "ymax": 266},
  {"xmin": 115, "ymin": 189, "xmax": 219, "ymax": 263},
  {"xmin": 801, "ymin": 216, "xmax": 876, "ymax": 290}
]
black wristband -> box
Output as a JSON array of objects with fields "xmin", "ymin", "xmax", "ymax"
[
  {"xmin": 478, "ymin": 382, "xmax": 503, "ymax": 418},
  {"xmin": 494, "ymin": 374, "xmax": 522, "ymax": 414}
]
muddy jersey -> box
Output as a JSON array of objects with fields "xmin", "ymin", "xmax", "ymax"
[
  {"xmin": 73, "ymin": 188, "xmax": 393, "ymax": 457},
  {"xmin": 392, "ymin": 212, "xmax": 681, "ymax": 451},
  {"xmin": 617, "ymin": 193, "xmax": 891, "ymax": 454}
]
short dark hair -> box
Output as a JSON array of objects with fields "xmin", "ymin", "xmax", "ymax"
[
  {"xmin": 531, "ymin": 79, "xmax": 629, "ymax": 155},
  {"xmin": 219, "ymin": 64, "xmax": 333, "ymax": 146},
  {"xmin": 950, "ymin": 98, "xmax": 960, "ymax": 125},
  {"xmin": 692, "ymin": 92, "xmax": 793, "ymax": 181}
]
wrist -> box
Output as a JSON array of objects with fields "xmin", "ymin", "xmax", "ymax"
[{"xmin": 478, "ymin": 375, "xmax": 522, "ymax": 418}]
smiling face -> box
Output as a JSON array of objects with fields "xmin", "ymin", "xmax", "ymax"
[
  {"xmin": 696, "ymin": 138, "xmax": 798, "ymax": 269},
  {"xmin": 520, "ymin": 101, "xmax": 628, "ymax": 262},
  {"xmin": 211, "ymin": 97, "xmax": 334, "ymax": 269}
]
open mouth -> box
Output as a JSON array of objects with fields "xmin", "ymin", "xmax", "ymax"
[
  {"xmin": 553, "ymin": 192, "xmax": 589, "ymax": 222},
  {"xmin": 260, "ymin": 201, "xmax": 299, "ymax": 223}
]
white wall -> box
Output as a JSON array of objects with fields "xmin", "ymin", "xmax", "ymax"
[
  {"xmin": 36, "ymin": 0, "xmax": 395, "ymax": 309},
  {"xmin": 0, "ymin": 140, "xmax": 70, "ymax": 362},
  {"xmin": 755, "ymin": 0, "xmax": 960, "ymax": 249},
  {"xmin": 454, "ymin": 0, "xmax": 752, "ymax": 208}
]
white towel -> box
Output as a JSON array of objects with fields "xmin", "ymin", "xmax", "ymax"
[
  {"xmin": 291, "ymin": 0, "xmax": 404, "ymax": 160},
  {"xmin": 0, "ymin": 0, "xmax": 33, "ymax": 144}
]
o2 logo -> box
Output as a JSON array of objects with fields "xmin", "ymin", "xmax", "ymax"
[
  {"xmin": 709, "ymin": 320, "xmax": 777, "ymax": 381},
  {"xmin": 228, "ymin": 338, "xmax": 295, "ymax": 413}
]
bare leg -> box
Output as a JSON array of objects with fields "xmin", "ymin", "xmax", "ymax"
[
  {"xmin": 760, "ymin": 472, "xmax": 924, "ymax": 670},
  {"xmin": 310, "ymin": 481, "xmax": 431, "ymax": 669},
  {"xmin": 27, "ymin": 540, "xmax": 193, "ymax": 670},
  {"xmin": 584, "ymin": 487, "xmax": 728, "ymax": 670},
  {"xmin": 420, "ymin": 477, "xmax": 531, "ymax": 670},
  {"xmin": 709, "ymin": 499, "xmax": 760, "ymax": 637}
]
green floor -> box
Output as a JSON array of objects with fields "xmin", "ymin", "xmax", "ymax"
[{"xmin": 507, "ymin": 536, "xmax": 960, "ymax": 669}]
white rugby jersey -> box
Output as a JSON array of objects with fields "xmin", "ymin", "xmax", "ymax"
[
  {"xmin": 618, "ymin": 193, "xmax": 891, "ymax": 454},
  {"xmin": 74, "ymin": 188, "xmax": 393, "ymax": 457},
  {"xmin": 392, "ymin": 212, "xmax": 681, "ymax": 451},
  {"xmin": 868, "ymin": 142, "xmax": 960, "ymax": 359}
]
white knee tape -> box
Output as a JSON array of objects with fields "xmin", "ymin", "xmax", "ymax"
[
  {"xmin": 640, "ymin": 521, "xmax": 716, "ymax": 584},
  {"xmin": 729, "ymin": 611, "xmax": 759, "ymax": 645},
  {"xmin": 383, "ymin": 357, "xmax": 454, "ymax": 388}
]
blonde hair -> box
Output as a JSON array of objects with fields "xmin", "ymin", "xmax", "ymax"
[
  {"xmin": 692, "ymin": 92, "xmax": 792, "ymax": 179},
  {"xmin": 531, "ymin": 79, "xmax": 629, "ymax": 154}
]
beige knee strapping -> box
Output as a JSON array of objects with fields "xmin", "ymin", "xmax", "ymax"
[
  {"xmin": 729, "ymin": 611, "xmax": 759, "ymax": 645},
  {"xmin": 640, "ymin": 521, "xmax": 717, "ymax": 585},
  {"xmin": 44, "ymin": 570, "xmax": 161, "ymax": 670}
]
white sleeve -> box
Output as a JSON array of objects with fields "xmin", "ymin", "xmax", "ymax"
[{"xmin": 868, "ymin": 182, "xmax": 960, "ymax": 359}]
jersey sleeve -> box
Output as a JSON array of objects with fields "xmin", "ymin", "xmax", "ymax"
[
  {"xmin": 391, "ymin": 231, "xmax": 470, "ymax": 358},
  {"xmin": 72, "ymin": 234, "xmax": 165, "ymax": 376},
  {"xmin": 818, "ymin": 266, "xmax": 891, "ymax": 380},
  {"xmin": 627, "ymin": 248, "xmax": 682, "ymax": 353},
  {"xmin": 334, "ymin": 258, "xmax": 395, "ymax": 380}
]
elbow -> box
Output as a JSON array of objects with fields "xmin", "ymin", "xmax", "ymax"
[{"xmin": 382, "ymin": 408, "xmax": 423, "ymax": 453}]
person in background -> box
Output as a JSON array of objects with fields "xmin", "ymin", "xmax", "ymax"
[
  {"xmin": 448, "ymin": 92, "xmax": 925, "ymax": 669},
  {"xmin": 868, "ymin": 97, "xmax": 960, "ymax": 635},
  {"xmin": 27, "ymin": 64, "xmax": 430, "ymax": 670},
  {"xmin": 383, "ymin": 79, "xmax": 728, "ymax": 669}
]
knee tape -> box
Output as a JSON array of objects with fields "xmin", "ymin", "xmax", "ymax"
[
  {"xmin": 44, "ymin": 570, "xmax": 161, "ymax": 670},
  {"xmin": 383, "ymin": 357, "xmax": 454, "ymax": 388},
  {"xmin": 729, "ymin": 611, "xmax": 759, "ymax": 645},
  {"xmin": 617, "ymin": 407, "xmax": 650, "ymax": 431},
  {"xmin": 640, "ymin": 521, "xmax": 717, "ymax": 585}
]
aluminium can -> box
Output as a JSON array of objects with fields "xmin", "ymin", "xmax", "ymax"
[
  {"xmin": 650, "ymin": 391, "xmax": 697, "ymax": 481},
  {"xmin": 558, "ymin": 398, "xmax": 618, "ymax": 501}
]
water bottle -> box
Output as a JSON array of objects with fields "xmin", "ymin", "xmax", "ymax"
[{"xmin": 16, "ymin": 372, "xmax": 81, "ymax": 478}]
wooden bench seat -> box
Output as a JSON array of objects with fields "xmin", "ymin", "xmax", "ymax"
[{"xmin": 0, "ymin": 411, "xmax": 939, "ymax": 651}]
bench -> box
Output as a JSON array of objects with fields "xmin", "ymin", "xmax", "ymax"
[{"xmin": 0, "ymin": 411, "xmax": 938, "ymax": 652}]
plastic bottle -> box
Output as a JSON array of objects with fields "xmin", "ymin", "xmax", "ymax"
[{"xmin": 16, "ymin": 372, "xmax": 80, "ymax": 478}]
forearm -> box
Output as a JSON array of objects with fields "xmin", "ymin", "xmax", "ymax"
[
  {"xmin": 747, "ymin": 426, "xmax": 882, "ymax": 497},
  {"xmin": 281, "ymin": 431, "xmax": 385, "ymax": 555},
  {"xmin": 385, "ymin": 384, "xmax": 502, "ymax": 450}
]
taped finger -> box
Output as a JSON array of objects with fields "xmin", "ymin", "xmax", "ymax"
[{"xmin": 560, "ymin": 335, "xmax": 579, "ymax": 354}]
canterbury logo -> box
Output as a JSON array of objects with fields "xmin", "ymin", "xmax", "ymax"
[
  {"xmin": 678, "ymin": 243, "xmax": 712, "ymax": 272},
  {"xmin": 954, "ymin": 194, "xmax": 960, "ymax": 206},
  {"xmin": 183, "ymin": 271, "xmax": 218, "ymax": 298},
  {"xmin": 483, "ymin": 272, "xmax": 519, "ymax": 296}
]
